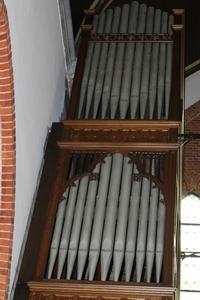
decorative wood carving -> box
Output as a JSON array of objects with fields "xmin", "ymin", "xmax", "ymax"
[
  {"xmin": 62, "ymin": 120, "xmax": 179, "ymax": 141},
  {"xmin": 89, "ymin": 33, "xmax": 173, "ymax": 43},
  {"xmin": 63, "ymin": 151, "xmax": 166, "ymax": 194}
]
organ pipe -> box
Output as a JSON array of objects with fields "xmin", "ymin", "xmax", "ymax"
[
  {"xmin": 77, "ymin": 16, "xmax": 99, "ymax": 119},
  {"xmin": 85, "ymin": 13, "xmax": 106, "ymax": 118},
  {"xmin": 93, "ymin": 9, "xmax": 113, "ymax": 118},
  {"xmin": 130, "ymin": 3, "xmax": 147, "ymax": 118},
  {"xmin": 101, "ymin": 6, "xmax": 121, "ymax": 119},
  {"xmin": 77, "ymin": 163, "xmax": 100, "ymax": 280},
  {"xmin": 88, "ymin": 156, "xmax": 112, "ymax": 280},
  {"xmin": 119, "ymin": 1, "xmax": 139, "ymax": 119},
  {"xmin": 110, "ymin": 4, "xmax": 129, "ymax": 119}
]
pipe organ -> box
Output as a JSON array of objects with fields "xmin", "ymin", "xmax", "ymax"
[{"xmin": 13, "ymin": 1, "xmax": 184, "ymax": 300}]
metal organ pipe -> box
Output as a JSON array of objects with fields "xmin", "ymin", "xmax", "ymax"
[
  {"xmin": 110, "ymin": 4, "xmax": 129, "ymax": 119},
  {"xmin": 130, "ymin": 3, "xmax": 147, "ymax": 118},
  {"xmin": 101, "ymin": 6, "xmax": 121, "ymax": 119},
  {"xmin": 85, "ymin": 13, "xmax": 106, "ymax": 118},
  {"xmin": 47, "ymin": 189, "xmax": 69, "ymax": 279},
  {"xmin": 139, "ymin": 6, "xmax": 154, "ymax": 119},
  {"xmin": 125, "ymin": 164, "xmax": 142, "ymax": 281},
  {"xmin": 88, "ymin": 156, "xmax": 112, "ymax": 280},
  {"xmin": 77, "ymin": 16, "xmax": 99, "ymax": 119},
  {"xmin": 148, "ymin": 9, "xmax": 161, "ymax": 119},
  {"xmin": 146, "ymin": 161, "xmax": 159, "ymax": 282},
  {"xmin": 113, "ymin": 156, "xmax": 133, "ymax": 281},
  {"xmin": 67, "ymin": 175, "xmax": 90, "ymax": 279},
  {"xmin": 57, "ymin": 180, "xmax": 80, "ymax": 278},
  {"xmin": 77, "ymin": 163, "xmax": 100, "ymax": 280},
  {"xmin": 156, "ymin": 192, "xmax": 166, "ymax": 283},
  {"xmin": 157, "ymin": 12, "xmax": 168, "ymax": 119},
  {"xmin": 101, "ymin": 153, "xmax": 123, "ymax": 280},
  {"xmin": 136, "ymin": 177, "xmax": 151, "ymax": 282},
  {"xmin": 92, "ymin": 9, "xmax": 113, "ymax": 118},
  {"xmin": 165, "ymin": 15, "xmax": 174, "ymax": 118},
  {"xmin": 119, "ymin": 1, "xmax": 139, "ymax": 119}
]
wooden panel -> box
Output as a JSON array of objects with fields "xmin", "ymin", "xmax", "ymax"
[{"xmin": 27, "ymin": 281, "xmax": 176, "ymax": 300}]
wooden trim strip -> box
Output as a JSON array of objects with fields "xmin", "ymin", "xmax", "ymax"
[
  {"xmin": 62, "ymin": 120, "xmax": 181, "ymax": 129},
  {"xmin": 57, "ymin": 142, "xmax": 179, "ymax": 151}
]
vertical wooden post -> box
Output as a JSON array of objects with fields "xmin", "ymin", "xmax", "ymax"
[
  {"xmin": 67, "ymin": 10, "xmax": 95, "ymax": 119},
  {"xmin": 162, "ymin": 151, "xmax": 177, "ymax": 285},
  {"xmin": 168, "ymin": 9, "xmax": 184, "ymax": 121}
]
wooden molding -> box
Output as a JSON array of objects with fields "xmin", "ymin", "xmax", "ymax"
[
  {"xmin": 81, "ymin": 24, "xmax": 93, "ymax": 31},
  {"xmin": 172, "ymin": 24, "xmax": 184, "ymax": 31},
  {"xmin": 172, "ymin": 9, "xmax": 184, "ymax": 16},
  {"xmin": 84, "ymin": 9, "xmax": 96, "ymax": 16},
  {"xmin": 62, "ymin": 120, "xmax": 180, "ymax": 129},
  {"xmin": 57, "ymin": 142, "xmax": 179, "ymax": 152}
]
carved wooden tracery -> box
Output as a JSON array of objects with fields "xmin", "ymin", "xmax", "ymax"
[{"xmin": 63, "ymin": 151, "xmax": 167, "ymax": 195}]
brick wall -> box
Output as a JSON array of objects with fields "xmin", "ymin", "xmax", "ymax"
[
  {"xmin": 0, "ymin": 1, "xmax": 16, "ymax": 299},
  {"xmin": 184, "ymin": 100, "xmax": 200, "ymax": 196}
]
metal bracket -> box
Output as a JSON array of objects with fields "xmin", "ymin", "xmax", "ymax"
[{"xmin": 178, "ymin": 133, "xmax": 200, "ymax": 145}]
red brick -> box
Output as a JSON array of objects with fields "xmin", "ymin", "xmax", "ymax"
[
  {"xmin": 0, "ymin": 253, "xmax": 11, "ymax": 263},
  {"xmin": 0, "ymin": 202, "xmax": 14, "ymax": 210},
  {"xmin": 0, "ymin": 52, "xmax": 11, "ymax": 63},
  {"xmin": 0, "ymin": 224, "xmax": 13, "ymax": 232},
  {"xmin": 1, "ymin": 158, "xmax": 15, "ymax": 166},
  {"xmin": 0, "ymin": 76, "xmax": 12, "ymax": 84},
  {"xmin": 0, "ymin": 99, "xmax": 13, "ymax": 106},
  {"xmin": 1, "ymin": 166, "xmax": 15, "ymax": 173},
  {"xmin": 0, "ymin": 210, "xmax": 14, "ymax": 217},
  {"xmin": 0, "ymin": 114, "xmax": 15, "ymax": 122},
  {"xmin": 0, "ymin": 69, "xmax": 12, "ymax": 78},
  {"xmin": 1, "ymin": 187, "xmax": 15, "ymax": 194},
  {"xmin": 1, "ymin": 173, "xmax": 15, "ymax": 180},
  {"xmin": 1, "ymin": 144, "xmax": 15, "ymax": 151},
  {"xmin": 0, "ymin": 105, "xmax": 14, "ymax": 114},
  {"xmin": 0, "ymin": 216, "xmax": 14, "ymax": 224},
  {"xmin": 0, "ymin": 260, "xmax": 10, "ymax": 270},
  {"xmin": 1, "ymin": 128, "xmax": 15, "ymax": 137},
  {"xmin": 1, "ymin": 151, "xmax": 15, "ymax": 159}
]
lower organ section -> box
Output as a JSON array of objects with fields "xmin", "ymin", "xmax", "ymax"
[{"xmin": 47, "ymin": 153, "xmax": 166, "ymax": 284}]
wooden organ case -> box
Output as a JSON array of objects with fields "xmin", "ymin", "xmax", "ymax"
[{"xmin": 14, "ymin": 1, "xmax": 185, "ymax": 300}]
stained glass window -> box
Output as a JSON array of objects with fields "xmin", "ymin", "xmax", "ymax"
[{"xmin": 180, "ymin": 194, "xmax": 200, "ymax": 300}]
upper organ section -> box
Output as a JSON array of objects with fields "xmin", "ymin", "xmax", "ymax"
[{"xmin": 75, "ymin": 1, "xmax": 175, "ymax": 120}]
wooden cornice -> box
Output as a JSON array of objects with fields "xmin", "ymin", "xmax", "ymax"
[{"xmin": 55, "ymin": 120, "xmax": 181, "ymax": 152}]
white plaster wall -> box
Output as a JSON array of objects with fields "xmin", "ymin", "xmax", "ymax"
[
  {"xmin": 4, "ymin": 0, "xmax": 66, "ymax": 297},
  {"xmin": 185, "ymin": 70, "xmax": 200, "ymax": 108}
]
